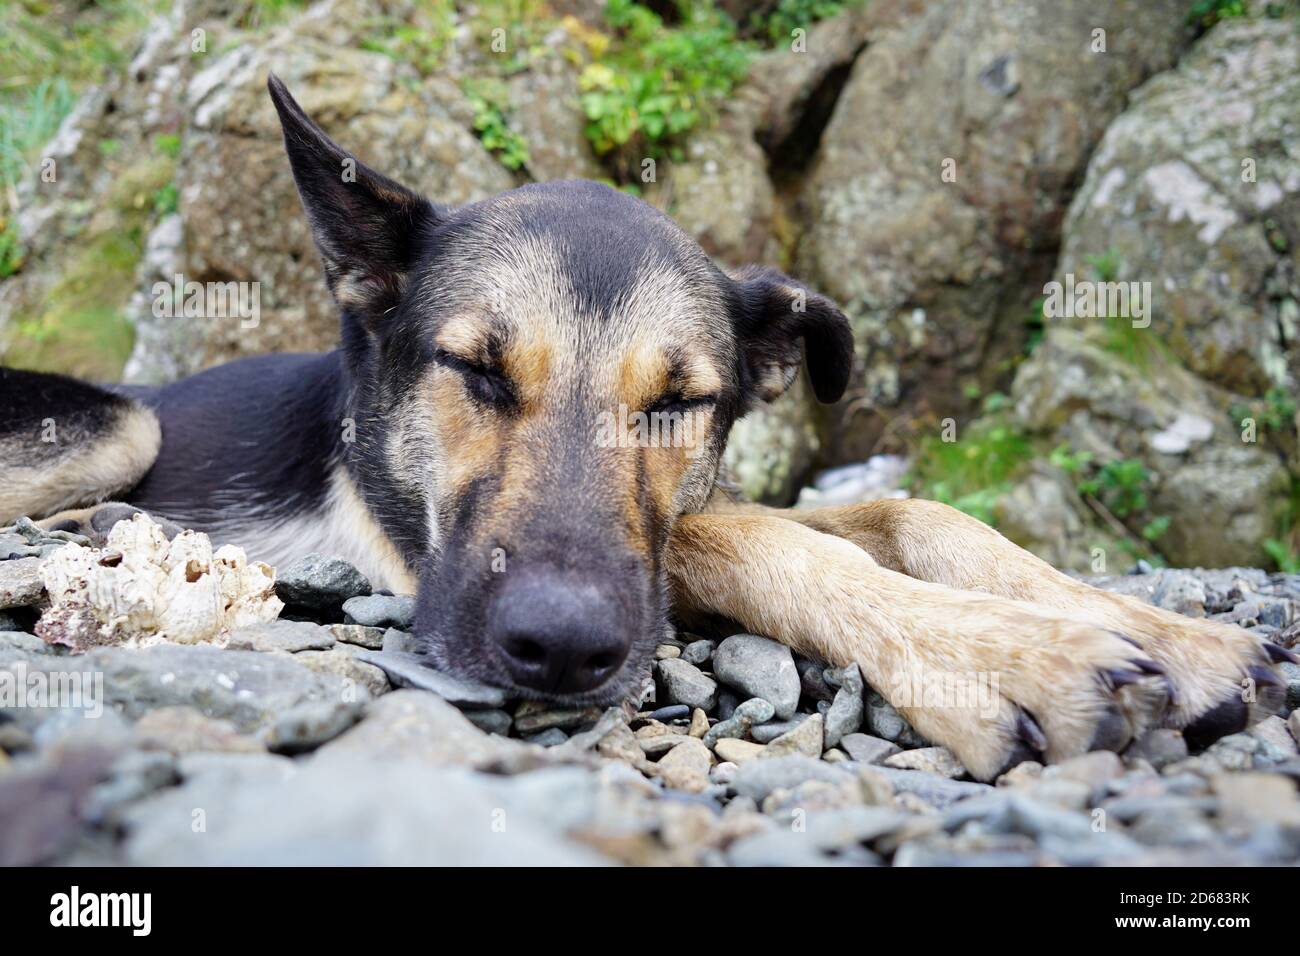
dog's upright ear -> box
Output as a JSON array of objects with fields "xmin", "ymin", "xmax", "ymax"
[
  {"xmin": 268, "ymin": 74, "xmax": 439, "ymax": 326},
  {"xmin": 731, "ymin": 265, "xmax": 855, "ymax": 406}
]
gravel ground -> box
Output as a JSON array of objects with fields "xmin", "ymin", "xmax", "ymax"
[{"xmin": 2, "ymin": 517, "xmax": 1299, "ymax": 866}]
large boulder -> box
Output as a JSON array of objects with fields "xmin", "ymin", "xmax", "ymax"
[
  {"xmin": 1055, "ymin": 15, "xmax": 1300, "ymax": 396},
  {"xmin": 798, "ymin": 0, "xmax": 1193, "ymax": 462},
  {"xmin": 1005, "ymin": 327, "xmax": 1289, "ymax": 569},
  {"xmin": 126, "ymin": 2, "xmax": 515, "ymax": 380}
]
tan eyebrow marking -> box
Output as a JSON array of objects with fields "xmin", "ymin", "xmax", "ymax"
[
  {"xmin": 434, "ymin": 313, "xmax": 495, "ymax": 361},
  {"xmin": 676, "ymin": 352, "xmax": 723, "ymax": 398}
]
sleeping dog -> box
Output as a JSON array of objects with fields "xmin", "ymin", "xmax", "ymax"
[{"xmin": 0, "ymin": 76, "xmax": 1289, "ymax": 780}]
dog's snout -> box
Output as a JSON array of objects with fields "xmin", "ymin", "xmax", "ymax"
[{"xmin": 486, "ymin": 570, "xmax": 631, "ymax": 695}]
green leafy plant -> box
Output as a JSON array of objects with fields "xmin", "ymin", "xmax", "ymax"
[
  {"xmin": 463, "ymin": 78, "xmax": 530, "ymax": 171},
  {"xmin": 579, "ymin": 0, "xmax": 755, "ymax": 178},
  {"xmin": 753, "ymin": 0, "xmax": 857, "ymax": 45},
  {"xmin": 1188, "ymin": 0, "xmax": 1248, "ymax": 31},
  {"xmin": 1231, "ymin": 387, "xmax": 1299, "ymax": 438},
  {"xmin": 1076, "ymin": 458, "xmax": 1150, "ymax": 518}
]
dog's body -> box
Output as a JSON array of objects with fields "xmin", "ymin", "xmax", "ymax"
[{"xmin": 0, "ymin": 77, "xmax": 1290, "ymax": 780}]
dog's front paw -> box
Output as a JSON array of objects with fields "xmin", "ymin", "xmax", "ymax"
[
  {"xmin": 893, "ymin": 614, "xmax": 1173, "ymax": 783},
  {"xmin": 1093, "ymin": 599, "xmax": 1295, "ymax": 750}
]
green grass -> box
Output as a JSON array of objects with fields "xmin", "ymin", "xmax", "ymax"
[{"xmin": 909, "ymin": 414, "xmax": 1034, "ymax": 527}]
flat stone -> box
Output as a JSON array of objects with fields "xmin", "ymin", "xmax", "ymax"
[
  {"xmin": 731, "ymin": 755, "xmax": 855, "ymax": 803},
  {"xmin": 762, "ymin": 712, "xmax": 824, "ymax": 758},
  {"xmin": 264, "ymin": 699, "xmax": 365, "ymax": 754},
  {"xmin": 341, "ymin": 594, "xmax": 416, "ymax": 630},
  {"xmin": 654, "ymin": 643, "xmax": 681, "ymax": 660},
  {"xmin": 0, "ymin": 558, "xmax": 44, "ymax": 609},
  {"xmin": 354, "ymin": 649, "xmax": 505, "ymax": 708},
  {"xmin": 871, "ymin": 767, "xmax": 993, "ymax": 809},
  {"xmin": 884, "ymin": 746, "xmax": 966, "ymax": 778},
  {"xmin": 654, "ymin": 658, "xmax": 718, "ymax": 711},
  {"xmin": 381, "ymin": 628, "xmax": 419, "ymax": 654},
  {"xmin": 655, "ymin": 737, "xmax": 712, "ymax": 793},
  {"xmin": 513, "ymin": 701, "xmax": 603, "ymax": 734},
  {"xmin": 226, "ymin": 619, "xmax": 335, "ymax": 653},
  {"xmin": 714, "ymin": 738, "xmax": 767, "ymax": 763},
  {"xmin": 122, "ymin": 755, "xmax": 605, "ymax": 865},
  {"xmin": 133, "ymin": 706, "xmax": 265, "ymax": 754},
  {"xmin": 839, "ymin": 733, "xmax": 902, "ymax": 765},
  {"xmin": 328, "ymin": 624, "xmax": 385, "ymax": 650},
  {"xmin": 1044, "ymin": 750, "xmax": 1124, "ymax": 787},
  {"xmin": 712, "ymin": 634, "xmax": 800, "ymax": 719},
  {"xmin": 318, "ymin": 690, "xmax": 541, "ymax": 771},
  {"xmin": 293, "ymin": 648, "xmax": 389, "ymax": 699},
  {"xmin": 9, "ymin": 644, "xmax": 357, "ymax": 734},
  {"xmin": 464, "ymin": 709, "xmax": 512, "ymax": 735}
]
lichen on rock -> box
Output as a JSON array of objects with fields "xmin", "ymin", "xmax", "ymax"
[{"xmin": 36, "ymin": 512, "xmax": 282, "ymax": 652}]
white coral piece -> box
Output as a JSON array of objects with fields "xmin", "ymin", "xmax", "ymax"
[{"xmin": 37, "ymin": 512, "xmax": 283, "ymax": 649}]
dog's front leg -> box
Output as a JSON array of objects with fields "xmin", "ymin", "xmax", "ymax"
[{"xmin": 667, "ymin": 513, "xmax": 1172, "ymax": 781}]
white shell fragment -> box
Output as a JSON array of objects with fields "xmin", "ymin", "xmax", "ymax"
[{"xmin": 37, "ymin": 512, "xmax": 283, "ymax": 650}]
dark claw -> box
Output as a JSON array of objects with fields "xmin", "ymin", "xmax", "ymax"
[
  {"xmin": 1131, "ymin": 658, "xmax": 1165, "ymax": 676},
  {"xmin": 1111, "ymin": 632, "xmax": 1143, "ymax": 649},
  {"xmin": 1106, "ymin": 668, "xmax": 1144, "ymax": 690},
  {"xmin": 1264, "ymin": 643, "xmax": 1298, "ymax": 665},
  {"xmin": 1017, "ymin": 710, "xmax": 1048, "ymax": 753}
]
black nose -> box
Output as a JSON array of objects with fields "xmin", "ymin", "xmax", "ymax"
[{"xmin": 485, "ymin": 570, "xmax": 631, "ymax": 695}]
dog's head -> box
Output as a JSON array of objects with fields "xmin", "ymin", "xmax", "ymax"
[{"xmin": 269, "ymin": 76, "xmax": 852, "ymax": 703}]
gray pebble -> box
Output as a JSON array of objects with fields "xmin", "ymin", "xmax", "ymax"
[
  {"xmin": 524, "ymin": 728, "xmax": 569, "ymax": 747},
  {"xmin": 839, "ymin": 733, "xmax": 902, "ymax": 765},
  {"xmin": 751, "ymin": 714, "xmax": 811, "ymax": 744},
  {"xmin": 703, "ymin": 697, "xmax": 775, "ymax": 748},
  {"xmin": 227, "ymin": 619, "xmax": 336, "ymax": 653},
  {"xmin": 354, "ymin": 649, "xmax": 508, "ymax": 708},
  {"xmin": 823, "ymin": 663, "xmax": 864, "ymax": 748},
  {"xmin": 265, "ymin": 700, "xmax": 364, "ymax": 754},
  {"xmin": 713, "ymin": 634, "xmax": 800, "ymax": 720},
  {"xmin": 464, "ymin": 709, "xmax": 513, "ymax": 735},
  {"xmin": 275, "ymin": 553, "xmax": 371, "ymax": 617},
  {"xmin": 342, "ymin": 593, "xmax": 417, "ymax": 630},
  {"xmin": 654, "ymin": 658, "xmax": 718, "ymax": 711},
  {"xmin": 681, "ymin": 639, "xmax": 715, "ymax": 665}
]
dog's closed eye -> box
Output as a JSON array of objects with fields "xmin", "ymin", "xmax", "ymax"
[
  {"xmin": 643, "ymin": 393, "xmax": 717, "ymax": 417},
  {"xmin": 434, "ymin": 348, "xmax": 517, "ymax": 409}
]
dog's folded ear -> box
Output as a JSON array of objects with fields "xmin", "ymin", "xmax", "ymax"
[
  {"xmin": 268, "ymin": 73, "xmax": 440, "ymax": 325},
  {"xmin": 731, "ymin": 265, "xmax": 855, "ymax": 406}
]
